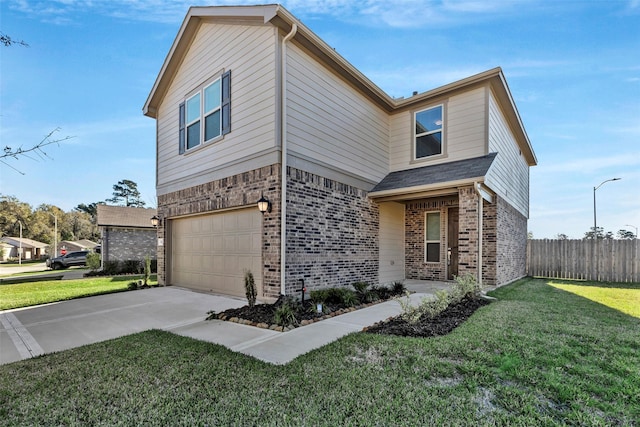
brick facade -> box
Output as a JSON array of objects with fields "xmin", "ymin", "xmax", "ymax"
[
  {"xmin": 402, "ymin": 187, "xmax": 526, "ymax": 286},
  {"xmin": 285, "ymin": 167, "xmax": 379, "ymax": 293},
  {"xmin": 405, "ymin": 196, "xmax": 457, "ymax": 281},
  {"xmin": 156, "ymin": 164, "xmax": 379, "ymax": 297},
  {"xmin": 495, "ymin": 196, "xmax": 527, "ymax": 284},
  {"xmin": 156, "ymin": 165, "xmax": 281, "ymax": 295},
  {"xmin": 102, "ymin": 227, "xmax": 156, "ymax": 262},
  {"xmin": 156, "ymin": 164, "xmax": 526, "ymax": 296}
]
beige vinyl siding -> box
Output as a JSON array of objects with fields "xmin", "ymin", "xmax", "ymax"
[
  {"xmin": 486, "ymin": 91, "xmax": 530, "ymax": 217},
  {"xmin": 285, "ymin": 43, "xmax": 389, "ymax": 185},
  {"xmin": 378, "ymin": 202, "xmax": 405, "ymax": 284},
  {"xmin": 389, "ymin": 87, "xmax": 487, "ymax": 172},
  {"xmin": 156, "ymin": 23, "xmax": 278, "ymax": 195}
]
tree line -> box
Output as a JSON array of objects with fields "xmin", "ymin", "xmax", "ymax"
[{"xmin": 0, "ymin": 180, "xmax": 149, "ymax": 245}]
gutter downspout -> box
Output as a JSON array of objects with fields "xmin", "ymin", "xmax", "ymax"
[
  {"xmin": 280, "ymin": 23, "xmax": 297, "ymax": 296},
  {"xmin": 473, "ymin": 182, "xmax": 483, "ymax": 286}
]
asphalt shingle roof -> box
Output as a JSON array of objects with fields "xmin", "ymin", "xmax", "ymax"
[
  {"xmin": 370, "ymin": 153, "xmax": 497, "ymax": 194},
  {"xmin": 96, "ymin": 205, "xmax": 157, "ymax": 228},
  {"xmin": 0, "ymin": 237, "xmax": 49, "ymax": 248}
]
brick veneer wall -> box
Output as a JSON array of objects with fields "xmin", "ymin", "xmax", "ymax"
[
  {"xmin": 496, "ymin": 196, "xmax": 527, "ymax": 284},
  {"xmin": 482, "ymin": 199, "xmax": 497, "ymax": 286},
  {"xmin": 405, "ymin": 196, "xmax": 458, "ymax": 281},
  {"xmin": 285, "ymin": 167, "xmax": 379, "ymax": 293},
  {"xmin": 457, "ymin": 186, "xmax": 479, "ymax": 279},
  {"xmin": 103, "ymin": 227, "xmax": 156, "ymax": 262},
  {"xmin": 156, "ymin": 165, "xmax": 281, "ymax": 297}
]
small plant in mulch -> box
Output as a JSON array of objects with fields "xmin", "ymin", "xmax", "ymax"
[
  {"xmin": 364, "ymin": 274, "xmax": 492, "ymax": 338},
  {"xmin": 210, "ymin": 281, "xmax": 407, "ymax": 331},
  {"xmin": 244, "ymin": 270, "xmax": 257, "ymax": 308}
]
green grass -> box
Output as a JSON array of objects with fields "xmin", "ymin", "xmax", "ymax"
[
  {"xmin": 0, "ymin": 275, "xmax": 157, "ymax": 310},
  {"xmin": 548, "ymin": 279, "xmax": 640, "ymax": 318},
  {"xmin": 0, "ymin": 278, "xmax": 638, "ymax": 425}
]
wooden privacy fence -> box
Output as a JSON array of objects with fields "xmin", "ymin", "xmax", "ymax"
[{"xmin": 527, "ymin": 239, "xmax": 640, "ymax": 282}]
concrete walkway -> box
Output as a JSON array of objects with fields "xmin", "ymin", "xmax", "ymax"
[{"xmin": 1, "ymin": 284, "xmax": 444, "ymax": 366}]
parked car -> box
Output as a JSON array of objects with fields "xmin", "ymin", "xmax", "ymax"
[{"xmin": 46, "ymin": 251, "xmax": 89, "ymax": 270}]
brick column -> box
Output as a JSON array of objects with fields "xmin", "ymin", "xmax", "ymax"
[{"xmin": 457, "ymin": 186, "xmax": 479, "ymax": 279}]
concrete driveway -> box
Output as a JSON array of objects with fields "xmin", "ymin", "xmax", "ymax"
[
  {"xmin": 0, "ymin": 287, "xmax": 247, "ymax": 365},
  {"xmin": 1, "ymin": 283, "xmax": 441, "ymax": 366}
]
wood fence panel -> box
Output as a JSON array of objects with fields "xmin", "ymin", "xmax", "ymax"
[{"xmin": 527, "ymin": 239, "xmax": 639, "ymax": 282}]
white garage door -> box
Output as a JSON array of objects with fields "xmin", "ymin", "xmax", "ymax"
[{"xmin": 170, "ymin": 208, "xmax": 262, "ymax": 297}]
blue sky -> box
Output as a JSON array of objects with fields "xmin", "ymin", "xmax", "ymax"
[{"xmin": 1, "ymin": 0, "xmax": 639, "ymax": 238}]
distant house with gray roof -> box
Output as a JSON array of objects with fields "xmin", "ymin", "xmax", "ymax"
[
  {"xmin": 96, "ymin": 205, "xmax": 157, "ymax": 264},
  {"xmin": 0, "ymin": 237, "xmax": 48, "ymax": 261}
]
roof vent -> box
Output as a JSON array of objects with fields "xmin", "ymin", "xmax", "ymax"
[{"xmin": 412, "ymin": 91, "xmax": 418, "ymax": 96}]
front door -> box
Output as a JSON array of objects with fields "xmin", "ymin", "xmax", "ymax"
[{"xmin": 447, "ymin": 207, "xmax": 459, "ymax": 280}]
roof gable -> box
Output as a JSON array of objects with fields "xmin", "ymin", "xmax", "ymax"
[{"xmin": 143, "ymin": 5, "xmax": 535, "ymax": 166}]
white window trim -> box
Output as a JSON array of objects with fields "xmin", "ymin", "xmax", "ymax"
[
  {"xmin": 185, "ymin": 76, "xmax": 223, "ymax": 152},
  {"xmin": 204, "ymin": 81, "xmax": 221, "ymax": 143},
  {"xmin": 185, "ymin": 92, "xmax": 201, "ymax": 151},
  {"xmin": 424, "ymin": 210, "xmax": 441, "ymax": 263},
  {"xmin": 413, "ymin": 103, "xmax": 445, "ymax": 162}
]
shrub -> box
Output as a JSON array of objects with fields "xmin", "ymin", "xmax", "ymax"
[
  {"xmin": 454, "ymin": 273, "xmax": 481, "ymax": 299},
  {"xmin": 340, "ymin": 289, "xmax": 359, "ymax": 307},
  {"xmin": 370, "ymin": 284, "xmax": 392, "ymax": 300},
  {"xmin": 391, "ymin": 281, "xmax": 406, "ymax": 296},
  {"xmin": 143, "ymin": 256, "xmax": 152, "ymax": 286},
  {"xmin": 274, "ymin": 297, "xmax": 300, "ymax": 327},
  {"xmin": 127, "ymin": 281, "xmax": 138, "ymax": 291},
  {"xmin": 352, "ymin": 281, "xmax": 373, "ymax": 303},
  {"xmin": 420, "ymin": 289, "xmax": 450, "ymax": 319},
  {"xmin": 396, "ymin": 292, "xmax": 423, "ymax": 324},
  {"xmin": 122, "ymin": 260, "xmax": 142, "ymax": 275},
  {"xmin": 102, "ymin": 261, "xmax": 120, "ymax": 275},
  {"xmin": 309, "ymin": 289, "xmax": 328, "ymax": 304},
  {"xmin": 86, "ymin": 252, "xmax": 101, "ymax": 271},
  {"xmin": 244, "ymin": 270, "xmax": 257, "ymax": 308}
]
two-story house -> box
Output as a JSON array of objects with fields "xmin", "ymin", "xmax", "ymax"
[{"xmin": 143, "ymin": 5, "xmax": 536, "ymax": 300}]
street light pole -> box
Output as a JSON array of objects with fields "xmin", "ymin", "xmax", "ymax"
[
  {"xmin": 625, "ymin": 224, "xmax": 638, "ymax": 238},
  {"xmin": 593, "ymin": 178, "xmax": 621, "ymax": 237},
  {"xmin": 18, "ymin": 221, "xmax": 23, "ymax": 265}
]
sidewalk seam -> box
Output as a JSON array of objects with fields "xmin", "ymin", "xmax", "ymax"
[{"xmin": 0, "ymin": 313, "xmax": 44, "ymax": 360}]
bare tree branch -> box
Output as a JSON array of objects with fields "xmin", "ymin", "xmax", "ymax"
[
  {"xmin": 1, "ymin": 32, "xmax": 29, "ymax": 47},
  {"xmin": 1, "ymin": 128, "xmax": 75, "ymax": 174},
  {"xmin": 2, "ymin": 128, "xmax": 73, "ymax": 160}
]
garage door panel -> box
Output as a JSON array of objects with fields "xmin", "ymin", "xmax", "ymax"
[{"xmin": 170, "ymin": 208, "xmax": 262, "ymax": 297}]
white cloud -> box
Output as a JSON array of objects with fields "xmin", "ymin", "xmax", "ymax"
[{"xmin": 8, "ymin": 0, "xmax": 547, "ymax": 27}]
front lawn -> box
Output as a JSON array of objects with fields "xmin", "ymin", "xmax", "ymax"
[
  {"xmin": 0, "ymin": 275, "xmax": 157, "ymax": 310},
  {"xmin": 0, "ymin": 277, "xmax": 638, "ymax": 425}
]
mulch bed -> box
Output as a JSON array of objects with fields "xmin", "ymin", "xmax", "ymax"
[
  {"xmin": 364, "ymin": 296, "xmax": 491, "ymax": 337},
  {"xmin": 213, "ymin": 294, "xmax": 492, "ymax": 336},
  {"xmin": 214, "ymin": 299, "xmax": 382, "ymax": 332}
]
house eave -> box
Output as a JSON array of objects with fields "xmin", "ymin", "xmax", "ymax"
[
  {"xmin": 143, "ymin": 5, "xmax": 281, "ymax": 118},
  {"xmin": 369, "ymin": 177, "xmax": 486, "ymax": 202},
  {"xmin": 143, "ymin": 5, "xmax": 536, "ymax": 167}
]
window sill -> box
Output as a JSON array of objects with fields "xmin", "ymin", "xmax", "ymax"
[
  {"xmin": 411, "ymin": 152, "xmax": 448, "ymax": 165},
  {"xmin": 183, "ymin": 135, "xmax": 224, "ymax": 156}
]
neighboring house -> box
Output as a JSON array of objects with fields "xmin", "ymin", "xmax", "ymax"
[
  {"xmin": 143, "ymin": 5, "xmax": 537, "ymax": 299},
  {"xmin": 0, "ymin": 237, "xmax": 48, "ymax": 260},
  {"xmin": 96, "ymin": 205, "xmax": 157, "ymax": 263},
  {"xmin": 59, "ymin": 240, "xmax": 99, "ymax": 253}
]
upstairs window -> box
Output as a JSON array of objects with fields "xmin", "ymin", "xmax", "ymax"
[
  {"xmin": 425, "ymin": 211, "xmax": 441, "ymax": 263},
  {"xmin": 415, "ymin": 105, "xmax": 443, "ymax": 159},
  {"xmin": 179, "ymin": 70, "xmax": 231, "ymax": 154}
]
